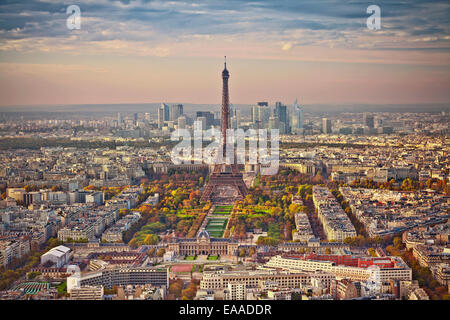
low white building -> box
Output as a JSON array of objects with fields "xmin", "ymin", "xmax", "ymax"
[
  {"xmin": 163, "ymin": 251, "xmax": 174, "ymax": 262},
  {"xmin": 40, "ymin": 245, "xmax": 71, "ymax": 268}
]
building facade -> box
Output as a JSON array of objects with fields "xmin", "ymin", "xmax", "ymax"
[{"xmin": 167, "ymin": 230, "xmax": 239, "ymax": 256}]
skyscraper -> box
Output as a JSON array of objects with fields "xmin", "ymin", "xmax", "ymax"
[
  {"xmin": 230, "ymin": 103, "xmax": 240, "ymax": 129},
  {"xmin": 275, "ymin": 102, "xmax": 288, "ymax": 134},
  {"xmin": 170, "ymin": 104, "xmax": 183, "ymax": 121},
  {"xmin": 252, "ymin": 102, "xmax": 269, "ymax": 129},
  {"xmin": 158, "ymin": 107, "xmax": 164, "ymax": 129},
  {"xmin": 117, "ymin": 112, "xmax": 123, "ymax": 125},
  {"xmin": 177, "ymin": 115, "xmax": 186, "ymax": 129},
  {"xmin": 322, "ymin": 118, "xmax": 332, "ymax": 134},
  {"xmin": 231, "ymin": 108, "xmax": 240, "ymax": 129},
  {"xmin": 268, "ymin": 115, "xmax": 279, "ymax": 131},
  {"xmin": 251, "ymin": 105, "xmax": 258, "ymax": 124},
  {"xmin": 292, "ymin": 98, "xmax": 303, "ymax": 134},
  {"xmin": 197, "ymin": 116, "xmax": 207, "ymax": 131},
  {"xmin": 253, "ymin": 102, "xmax": 270, "ymax": 129},
  {"xmin": 161, "ymin": 103, "xmax": 170, "ymax": 121},
  {"xmin": 196, "ymin": 111, "xmax": 214, "ymax": 128},
  {"xmin": 364, "ymin": 113, "xmax": 374, "ymax": 129}
]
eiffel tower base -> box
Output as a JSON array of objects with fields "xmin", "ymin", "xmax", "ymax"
[{"xmin": 201, "ymin": 171, "xmax": 248, "ymax": 202}]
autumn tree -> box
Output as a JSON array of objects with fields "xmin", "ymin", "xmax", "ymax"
[
  {"xmin": 128, "ymin": 238, "xmax": 138, "ymax": 249},
  {"xmin": 169, "ymin": 279, "xmax": 184, "ymax": 298},
  {"xmin": 157, "ymin": 248, "xmax": 166, "ymax": 257}
]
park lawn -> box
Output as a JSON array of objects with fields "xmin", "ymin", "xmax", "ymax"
[
  {"xmin": 176, "ymin": 213, "xmax": 195, "ymax": 218},
  {"xmin": 213, "ymin": 206, "xmax": 233, "ymax": 215},
  {"xmin": 205, "ymin": 218, "xmax": 228, "ymax": 237},
  {"xmin": 254, "ymin": 209, "xmax": 270, "ymax": 214},
  {"xmin": 184, "ymin": 255, "xmax": 197, "ymax": 260},
  {"xmin": 215, "ymin": 205, "xmax": 233, "ymax": 210},
  {"xmin": 207, "ymin": 255, "xmax": 220, "ymax": 261},
  {"xmin": 135, "ymin": 230, "xmax": 158, "ymax": 243},
  {"xmin": 267, "ymin": 222, "xmax": 281, "ymax": 239},
  {"xmin": 57, "ymin": 282, "xmax": 67, "ymax": 295},
  {"xmin": 247, "ymin": 214, "xmax": 265, "ymax": 219},
  {"xmin": 208, "ymin": 231, "xmax": 224, "ymax": 237}
]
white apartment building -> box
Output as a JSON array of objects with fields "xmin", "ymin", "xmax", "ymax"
[{"xmin": 265, "ymin": 255, "xmax": 412, "ymax": 282}]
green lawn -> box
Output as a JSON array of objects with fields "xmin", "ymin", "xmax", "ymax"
[
  {"xmin": 184, "ymin": 255, "xmax": 197, "ymax": 260},
  {"xmin": 57, "ymin": 282, "xmax": 67, "ymax": 295},
  {"xmin": 216, "ymin": 205, "xmax": 233, "ymax": 210},
  {"xmin": 212, "ymin": 205, "xmax": 233, "ymax": 215},
  {"xmin": 205, "ymin": 218, "xmax": 228, "ymax": 238},
  {"xmin": 207, "ymin": 255, "xmax": 220, "ymax": 261}
]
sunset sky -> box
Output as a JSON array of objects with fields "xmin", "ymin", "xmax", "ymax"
[{"xmin": 0, "ymin": 0, "xmax": 449, "ymax": 106}]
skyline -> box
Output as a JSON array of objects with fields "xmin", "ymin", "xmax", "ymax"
[{"xmin": 0, "ymin": 0, "xmax": 449, "ymax": 106}]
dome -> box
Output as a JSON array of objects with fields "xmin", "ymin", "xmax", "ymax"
[{"xmin": 198, "ymin": 229, "xmax": 210, "ymax": 239}]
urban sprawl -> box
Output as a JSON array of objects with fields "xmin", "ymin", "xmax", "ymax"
[{"xmin": 0, "ymin": 92, "xmax": 449, "ymax": 300}]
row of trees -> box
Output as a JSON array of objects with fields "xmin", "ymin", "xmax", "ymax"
[
  {"xmin": 331, "ymin": 189, "xmax": 368, "ymax": 237},
  {"xmin": 386, "ymin": 238, "xmax": 449, "ymax": 300},
  {"xmin": 124, "ymin": 172, "xmax": 210, "ymax": 246},
  {"xmin": 0, "ymin": 238, "xmax": 63, "ymax": 291},
  {"xmin": 238, "ymin": 247, "xmax": 256, "ymax": 257},
  {"xmin": 343, "ymin": 177, "xmax": 449, "ymax": 194},
  {"xmin": 0, "ymin": 137, "xmax": 178, "ymax": 151},
  {"xmin": 229, "ymin": 171, "xmax": 319, "ymax": 243},
  {"xmin": 168, "ymin": 278, "xmax": 199, "ymax": 300}
]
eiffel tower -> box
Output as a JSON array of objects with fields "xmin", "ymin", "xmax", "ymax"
[{"xmin": 200, "ymin": 57, "xmax": 248, "ymax": 202}]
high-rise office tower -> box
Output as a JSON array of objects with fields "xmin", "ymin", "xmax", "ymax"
[
  {"xmin": 170, "ymin": 104, "xmax": 183, "ymax": 121},
  {"xmin": 230, "ymin": 103, "xmax": 240, "ymax": 129},
  {"xmin": 260, "ymin": 105, "xmax": 271, "ymax": 129},
  {"xmin": 133, "ymin": 113, "xmax": 138, "ymax": 125},
  {"xmin": 292, "ymin": 98, "xmax": 303, "ymax": 133},
  {"xmin": 196, "ymin": 111, "xmax": 214, "ymax": 128},
  {"xmin": 197, "ymin": 116, "xmax": 207, "ymax": 131},
  {"xmin": 374, "ymin": 116, "xmax": 383, "ymax": 128},
  {"xmin": 158, "ymin": 107, "xmax": 164, "ymax": 129},
  {"xmin": 117, "ymin": 112, "xmax": 123, "ymax": 125},
  {"xmin": 251, "ymin": 105, "xmax": 258, "ymax": 124},
  {"xmin": 232, "ymin": 109, "xmax": 240, "ymax": 129},
  {"xmin": 144, "ymin": 112, "xmax": 151, "ymax": 122},
  {"xmin": 322, "ymin": 118, "xmax": 332, "ymax": 134},
  {"xmin": 268, "ymin": 115, "xmax": 279, "ymax": 131},
  {"xmin": 161, "ymin": 103, "xmax": 170, "ymax": 121},
  {"xmin": 177, "ymin": 116, "xmax": 187, "ymax": 129},
  {"xmin": 256, "ymin": 102, "xmax": 271, "ymax": 129},
  {"xmin": 275, "ymin": 102, "xmax": 288, "ymax": 134},
  {"xmin": 364, "ymin": 113, "xmax": 375, "ymax": 129},
  {"xmin": 252, "ymin": 102, "xmax": 269, "ymax": 129}
]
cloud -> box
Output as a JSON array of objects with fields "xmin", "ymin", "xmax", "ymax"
[
  {"xmin": 281, "ymin": 42, "xmax": 293, "ymax": 51},
  {"xmin": 0, "ymin": 0, "xmax": 448, "ymax": 59}
]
